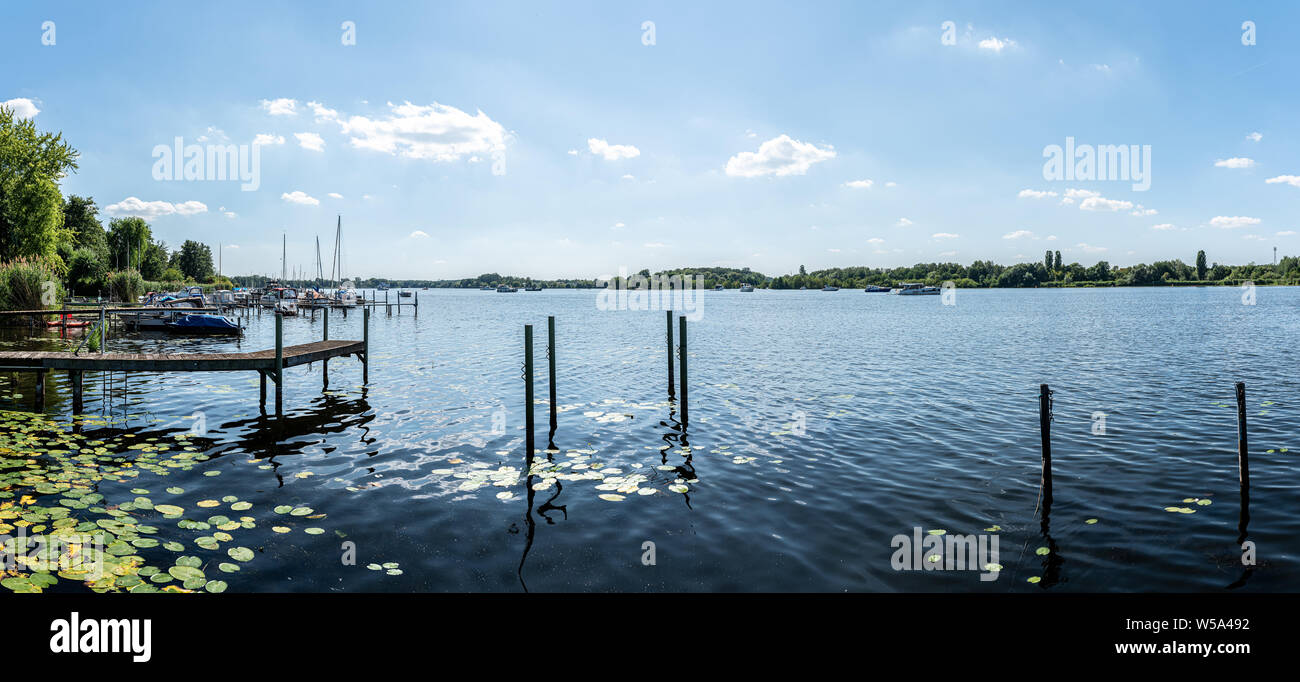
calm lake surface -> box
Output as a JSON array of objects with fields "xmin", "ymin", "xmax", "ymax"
[{"xmin": 3, "ymin": 286, "xmax": 1298, "ymax": 592}]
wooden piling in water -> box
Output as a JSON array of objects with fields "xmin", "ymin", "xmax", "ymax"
[
  {"xmin": 666, "ymin": 310, "xmax": 675, "ymax": 398},
  {"xmin": 98, "ymin": 306, "xmax": 106, "ymax": 354},
  {"xmin": 1235, "ymin": 381, "xmax": 1250, "ymax": 487},
  {"xmin": 71, "ymin": 370, "xmax": 83, "ymax": 413},
  {"xmin": 1039, "ymin": 383, "xmax": 1052, "ymax": 500},
  {"xmin": 322, "ymin": 307, "xmax": 330, "ymax": 389},
  {"xmin": 547, "ymin": 316, "xmax": 557, "ymax": 433},
  {"xmin": 524, "ymin": 324, "xmax": 535, "ymax": 457},
  {"xmin": 362, "ymin": 306, "xmax": 370, "ymax": 384},
  {"xmin": 678, "ymin": 315, "xmax": 688, "ymax": 428},
  {"xmin": 274, "ymin": 312, "xmax": 284, "ymax": 416}
]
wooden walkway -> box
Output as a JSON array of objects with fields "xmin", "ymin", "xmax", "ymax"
[{"xmin": 0, "ymin": 308, "xmax": 371, "ymax": 416}]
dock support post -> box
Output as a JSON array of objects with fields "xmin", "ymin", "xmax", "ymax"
[
  {"xmin": 414, "ymin": 291, "xmax": 419, "ymax": 317},
  {"xmin": 547, "ymin": 316, "xmax": 557, "ymax": 434},
  {"xmin": 524, "ymin": 324, "xmax": 535, "ymax": 457},
  {"xmin": 362, "ymin": 306, "xmax": 370, "ymax": 384},
  {"xmin": 99, "ymin": 306, "xmax": 106, "ymax": 354},
  {"xmin": 34, "ymin": 370, "xmax": 45, "ymax": 411},
  {"xmin": 71, "ymin": 370, "xmax": 83, "ymax": 413},
  {"xmin": 322, "ymin": 306, "xmax": 330, "ymax": 389},
  {"xmin": 678, "ymin": 315, "xmax": 688, "ymax": 428},
  {"xmin": 1039, "ymin": 384, "xmax": 1053, "ymax": 501},
  {"xmin": 259, "ymin": 371, "xmax": 266, "ymax": 411},
  {"xmin": 666, "ymin": 310, "xmax": 674, "ymax": 398},
  {"xmin": 1235, "ymin": 382, "xmax": 1249, "ymax": 487},
  {"xmin": 274, "ymin": 312, "xmax": 283, "ymax": 416}
]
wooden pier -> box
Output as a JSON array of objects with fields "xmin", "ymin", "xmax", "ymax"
[{"xmin": 0, "ymin": 309, "xmax": 370, "ymax": 416}]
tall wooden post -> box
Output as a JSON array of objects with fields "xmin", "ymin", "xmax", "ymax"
[
  {"xmin": 71, "ymin": 370, "xmax": 83, "ymax": 413},
  {"xmin": 274, "ymin": 312, "xmax": 284, "ymax": 416},
  {"xmin": 1235, "ymin": 382, "xmax": 1250, "ymax": 487},
  {"xmin": 666, "ymin": 310, "xmax": 675, "ymax": 398},
  {"xmin": 547, "ymin": 316, "xmax": 557, "ymax": 433},
  {"xmin": 259, "ymin": 371, "xmax": 267, "ymax": 411},
  {"xmin": 414, "ymin": 290, "xmax": 419, "ymax": 317},
  {"xmin": 322, "ymin": 304, "xmax": 330, "ymax": 389},
  {"xmin": 678, "ymin": 315, "xmax": 688, "ymax": 428},
  {"xmin": 362, "ymin": 306, "xmax": 370, "ymax": 384},
  {"xmin": 1039, "ymin": 384, "xmax": 1053, "ymax": 500},
  {"xmin": 524, "ymin": 324, "xmax": 535, "ymax": 457},
  {"xmin": 98, "ymin": 306, "xmax": 106, "ymax": 354}
]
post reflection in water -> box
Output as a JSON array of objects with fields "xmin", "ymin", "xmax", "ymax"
[{"xmin": 1226, "ymin": 480, "xmax": 1252, "ymax": 590}]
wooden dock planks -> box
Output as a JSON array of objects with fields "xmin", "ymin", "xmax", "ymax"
[{"xmin": 0, "ymin": 340, "xmax": 364, "ymax": 372}]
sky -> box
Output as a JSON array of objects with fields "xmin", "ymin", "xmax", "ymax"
[{"xmin": 2, "ymin": 1, "xmax": 1297, "ymax": 280}]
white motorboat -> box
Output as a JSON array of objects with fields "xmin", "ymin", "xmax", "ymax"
[
  {"xmin": 889, "ymin": 282, "xmax": 941, "ymax": 295},
  {"xmin": 739, "ymin": 283, "xmax": 755, "ymax": 292},
  {"xmin": 260, "ymin": 287, "xmax": 300, "ymax": 315}
]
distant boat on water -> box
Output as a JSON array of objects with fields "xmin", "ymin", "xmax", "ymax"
[
  {"xmin": 865, "ymin": 285, "xmax": 891, "ymax": 292},
  {"xmin": 890, "ymin": 282, "xmax": 940, "ymax": 295},
  {"xmin": 497, "ymin": 285, "xmax": 518, "ymax": 293},
  {"xmin": 822, "ymin": 285, "xmax": 839, "ymax": 291},
  {"xmin": 740, "ymin": 283, "xmax": 755, "ymax": 292},
  {"xmin": 524, "ymin": 286, "xmax": 543, "ymax": 291}
]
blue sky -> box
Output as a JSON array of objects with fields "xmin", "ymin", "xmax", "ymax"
[{"xmin": 2, "ymin": 1, "xmax": 1297, "ymax": 279}]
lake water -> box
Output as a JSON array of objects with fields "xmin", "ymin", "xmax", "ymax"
[{"xmin": 2, "ymin": 286, "xmax": 1298, "ymax": 592}]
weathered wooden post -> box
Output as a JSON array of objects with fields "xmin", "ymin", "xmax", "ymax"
[
  {"xmin": 666, "ymin": 310, "xmax": 674, "ymax": 398},
  {"xmin": 274, "ymin": 311, "xmax": 284, "ymax": 416},
  {"xmin": 259, "ymin": 371, "xmax": 267, "ymax": 411},
  {"xmin": 71, "ymin": 370, "xmax": 83, "ymax": 413},
  {"xmin": 678, "ymin": 315, "xmax": 688, "ymax": 428},
  {"xmin": 98, "ymin": 306, "xmax": 106, "ymax": 354},
  {"xmin": 362, "ymin": 306, "xmax": 370, "ymax": 384},
  {"xmin": 322, "ymin": 304, "xmax": 330, "ymax": 389},
  {"xmin": 1039, "ymin": 383, "xmax": 1053, "ymax": 500},
  {"xmin": 414, "ymin": 290, "xmax": 419, "ymax": 317},
  {"xmin": 1235, "ymin": 381, "xmax": 1249, "ymax": 487},
  {"xmin": 524, "ymin": 324, "xmax": 536, "ymax": 457},
  {"xmin": 547, "ymin": 316, "xmax": 557, "ymax": 433}
]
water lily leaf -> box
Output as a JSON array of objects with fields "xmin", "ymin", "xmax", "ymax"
[
  {"xmin": 205, "ymin": 580, "xmax": 227, "ymax": 593},
  {"xmin": 273, "ymin": 505, "xmax": 292, "ymax": 514},
  {"xmin": 289, "ymin": 507, "xmax": 313, "ymax": 516},
  {"xmin": 231, "ymin": 501, "xmax": 252, "ymax": 511},
  {"xmin": 271, "ymin": 526, "xmax": 291, "ymax": 533},
  {"xmin": 168, "ymin": 565, "xmax": 204, "ymax": 581},
  {"xmin": 1085, "ymin": 518, "xmax": 1099, "ymax": 524},
  {"xmin": 227, "ymin": 547, "xmax": 254, "ymax": 562},
  {"xmin": 154, "ymin": 504, "xmax": 184, "ymax": 516},
  {"xmin": 1027, "ymin": 576, "xmax": 1041, "ymax": 584},
  {"xmin": 1035, "ymin": 547, "xmax": 1050, "ymax": 556},
  {"xmin": 218, "ymin": 562, "xmax": 240, "ymax": 573}
]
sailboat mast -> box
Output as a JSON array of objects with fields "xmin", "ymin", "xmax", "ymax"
[{"xmin": 281, "ymin": 234, "xmax": 286, "ymax": 282}]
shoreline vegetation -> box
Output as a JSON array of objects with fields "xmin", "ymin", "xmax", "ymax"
[{"xmin": 2, "ymin": 105, "xmax": 1297, "ymax": 312}]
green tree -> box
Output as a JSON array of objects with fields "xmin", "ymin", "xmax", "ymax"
[
  {"xmin": 1053, "ymin": 250, "xmax": 1062, "ymax": 272},
  {"xmin": 106, "ymin": 217, "xmax": 152, "ymax": 270},
  {"xmin": 141, "ymin": 241, "xmax": 169, "ymax": 280},
  {"xmin": 1196, "ymin": 250, "xmax": 1207, "ymax": 280},
  {"xmin": 0, "ymin": 106, "xmax": 79, "ymax": 268},
  {"xmin": 1044, "ymin": 250, "xmax": 1053, "ymax": 272},
  {"xmin": 63, "ymin": 195, "xmax": 106, "ymax": 255},
  {"xmin": 176, "ymin": 240, "xmax": 215, "ymax": 281}
]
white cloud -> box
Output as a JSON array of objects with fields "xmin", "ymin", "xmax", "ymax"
[
  {"xmin": 1265, "ymin": 175, "xmax": 1300, "ymax": 188},
  {"xmin": 2, "ymin": 98, "xmax": 40, "ymax": 119},
  {"xmin": 884, "ymin": 181, "xmax": 897, "ymax": 188},
  {"xmin": 1079, "ymin": 195, "xmax": 1133, "ymax": 212},
  {"xmin": 611, "ymin": 222, "xmax": 625, "ymax": 230},
  {"xmin": 587, "ymin": 138, "xmax": 640, "ymax": 161},
  {"xmin": 1075, "ymin": 243, "xmax": 1108, "ymax": 253},
  {"xmin": 1130, "ymin": 205, "xmax": 1157, "ymax": 216},
  {"xmin": 938, "ymin": 251, "xmax": 958, "ymax": 258},
  {"xmin": 843, "ymin": 179, "xmax": 873, "ymax": 189},
  {"xmin": 1246, "ymin": 132, "xmax": 1263, "ymax": 142},
  {"xmin": 643, "ymin": 242, "xmax": 667, "ymax": 248},
  {"xmin": 253, "ymin": 133, "xmax": 285, "ymax": 146},
  {"xmin": 1151, "ymin": 223, "xmax": 1176, "ymax": 231},
  {"xmin": 260, "ymin": 98, "xmax": 297, "ymax": 116},
  {"xmin": 866, "ymin": 238, "xmax": 885, "ymax": 244},
  {"xmin": 281, "ymin": 191, "xmax": 320, "ymax": 206},
  {"xmin": 1018, "ymin": 189, "xmax": 1058, "ymax": 199},
  {"xmin": 1002, "ymin": 230, "xmax": 1035, "ymax": 240},
  {"xmin": 1045, "ymin": 235, "xmax": 1057, "ymax": 241},
  {"xmin": 827, "ymin": 248, "xmax": 841, "ymax": 253},
  {"xmin": 621, "ymin": 174, "xmax": 635, "ymax": 180},
  {"xmin": 329, "ymin": 101, "xmax": 508, "ymax": 167},
  {"xmin": 725, "ymin": 134, "xmax": 836, "ymax": 178},
  {"xmin": 978, "ymin": 36, "xmax": 1015, "ymax": 52},
  {"xmin": 306, "ymin": 101, "xmax": 339, "ymax": 122},
  {"xmin": 222, "ymin": 210, "xmax": 237, "ymax": 219},
  {"xmin": 931, "ymin": 232, "xmax": 959, "ymax": 240},
  {"xmin": 105, "ymin": 197, "xmax": 208, "ymax": 218},
  {"xmin": 1210, "ymin": 216, "xmax": 1260, "ymax": 229},
  {"xmin": 294, "ymin": 132, "xmax": 325, "ymax": 151},
  {"xmin": 327, "ymin": 192, "xmax": 343, "ymax": 199},
  {"xmin": 566, "ymin": 149, "xmax": 578, "ymax": 155},
  {"xmin": 410, "ymin": 230, "xmax": 429, "ymax": 238},
  {"xmin": 1214, "ymin": 157, "xmax": 1256, "ymax": 169},
  {"xmin": 894, "ymin": 218, "xmax": 913, "ymax": 227},
  {"xmin": 1277, "ymin": 230, "xmax": 1296, "ymax": 236}
]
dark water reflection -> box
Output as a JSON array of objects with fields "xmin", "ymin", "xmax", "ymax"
[{"xmin": 1, "ymin": 286, "xmax": 1298, "ymax": 592}]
